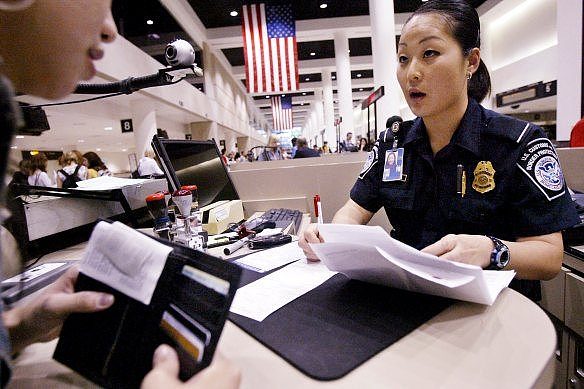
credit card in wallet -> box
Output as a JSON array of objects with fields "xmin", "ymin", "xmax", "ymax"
[{"xmin": 160, "ymin": 310, "xmax": 207, "ymax": 363}]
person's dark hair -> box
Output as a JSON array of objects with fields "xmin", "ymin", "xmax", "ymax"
[
  {"xmin": 291, "ymin": 137, "xmax": 297, "ymax": 146},
  {"xmin": 407, "ymin": 0, "xmax": 491, "ymax": 102},
  {"xmin": 83, "ymin": 151, "xmax": 107, "ymax": 171},
  {"xmin": 29, "ymin": 152, "xmax": 48, "ymax": 172},
  {"xmin": 297, "ymin": 137, "xmax": 308, "ymax": 148}
]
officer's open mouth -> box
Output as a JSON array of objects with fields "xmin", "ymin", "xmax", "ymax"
[{"xmin": 410, "ymin": 91, "xmax": 426, "ymax": 99}]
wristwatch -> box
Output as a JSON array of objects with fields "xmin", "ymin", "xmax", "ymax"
[{"xmin": 486, "ymin": 236, "xmax": 510, "ymax": 270}]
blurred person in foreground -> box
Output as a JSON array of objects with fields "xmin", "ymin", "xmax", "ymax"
[{"xmin": 0, "ymin": 1, "xmax": 240, "ymax": 387}]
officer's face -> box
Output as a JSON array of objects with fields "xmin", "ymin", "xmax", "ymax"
[
  {"xmin": 0, "ymin": 0, "xmax": 117, "ymax": 99},
  {"xmin": 396, "ymin": 14, "xmax": 470, "ymax": 121}
]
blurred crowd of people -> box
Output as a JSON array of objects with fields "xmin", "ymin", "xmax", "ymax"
[
  {"xmin": 9, "ymin": 149, "xmax": 111, "ymax": 189},
  {"xmin": 219, "ymin": 132, "xmax": 372, "ymax": 167}
]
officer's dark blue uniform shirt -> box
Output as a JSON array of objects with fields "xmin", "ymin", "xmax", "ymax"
[{"xmin": 350, "ymin": 98, "xmax": 580, "ymax": 300}]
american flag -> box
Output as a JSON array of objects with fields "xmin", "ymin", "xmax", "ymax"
[
  {"xmin": 242, "ymin": 3, "xmax": 299, "ymax": 93},
  {"xmin": 271, "ymin": 95, "xmax": 293, "ymax": 130}
]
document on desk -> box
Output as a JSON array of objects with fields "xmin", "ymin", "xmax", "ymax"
[
  {"xmin": 80, "ymin": 221, "xmax": 172, "ymax": 305},
  {"xmin": 310, "ymin": 224, "xmax": 515, "ymax": 305},
  {"xmin": 230, "ymin": 260, "xmax": 336, "ymax": 321},
  {"xmin": 75, "ymin": 176, "xmax": 151, "ymax": 190},
  {"xmin": 234, "ymin": 241, "xmax": 306, "ymax": 272}
]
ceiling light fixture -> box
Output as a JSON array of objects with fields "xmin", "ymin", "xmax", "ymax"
[
  {"xmin": 265, "ymin": 95, "xmax": 270, "ymax": 99},
  {"xmin": 15, "ymin": 135, "xmax": 24, "ymax": 139},
  {"xmin": 359, "ymin": 88, "xmax": 363, "ymax": 91},
  {"xmin": 122, "ymin": 148, "xmax": 128, "ymax": 152},
  {"xmin": 96, "ymin": 148, "xmax": 101, "ymax": 152},
  {"xmin": 146, "ymin": 19, "xmax": 154, "ymax": 25},
  {"xmin": 281, "ymin": 94, "xmax": 285, "ymax": 97},
  {"xmin": 104, "ymin": 126, "xmax": 113, "ymax": 131},
  {"xmin": 320, "ymin": 3, "xmax": 327, "ymax": 8},
  {"xmin": 10, "ymin": 146, "xmax": 17, "ymax": 149},
  {"xmin": 332, "ymin": 75, "xmax": 336, "ymax": 79},
  {"xmin": 302, "ymin": 92, "xmax": 307, "ymax": 95},
  {"xmin": 310, "ymin": 52, "xmax": 316, "ymax": 56},
  {"xmin": 230, "ymin": 10, "xmax": 238, "ymax": 17},
  {"xmin": 78, "ymin": 139, "xmax": 85, "ymax": 143},
  {"xmin": 305, "ymin": 77, "xmax": 310, "ymax": 81},
  {"xmin": 356, "ymin": 73, "xmax": 362, "ymax": 78}
]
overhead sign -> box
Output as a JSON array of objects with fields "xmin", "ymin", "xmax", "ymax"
[
  {"xmin": 121, "ymin": 119, "xmax": 133, "ymax": 133},
  {"xmin": 361, "ymin": 86, "xmax": 385, "ymax": 109},
  {"xmin": 496, "ymin": 80, "xmax": 556, "ymax": 107}
]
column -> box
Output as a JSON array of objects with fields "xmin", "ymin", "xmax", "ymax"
[
  {"xmin": 334, "ymin": 31, "xmax": 354, "ymax": 136},
  {"xmin": 190, "ymin": 121, "xmax": 219, "ymax": 141},
  {"xmin": 314, "ymin": 89, "xmax": 324, "ymax": 135},
  {"xmin": 369, "ymin": 0, "xmax": 401, "ymax": 132},
  {"xmin": 322, "ymin": 69, "xmax": 335, "ymax": 148},
  {"xmin": 131, "ymin": 100, "xmax": 158, "ymax": 159},
  {"xmin": 557, "ymin": 0, "xmax": 583, "ymax": 140}
]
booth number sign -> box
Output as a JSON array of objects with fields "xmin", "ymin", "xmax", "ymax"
[{"xmin": 121, "ymin": 119, "xmax": 133, "ymax": 133}]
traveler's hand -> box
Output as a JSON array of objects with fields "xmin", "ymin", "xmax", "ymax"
[
  {"xmin": 299, "ymin": 223, "xmax": 324, "ymax": 262},
  {"xmin": 142, "ymin": 345, "xmax": 241, "ymax": 389},
  {"xmin": 421, "ymin": 234, "xmax": 492, "ymax": 268},
  {"xmin": 4, "ymin": 266, "xmax": 114, "ymax": 353}
]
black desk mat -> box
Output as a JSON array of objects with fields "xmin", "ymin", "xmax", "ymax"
[{"xmin": 229, "ymin": 269, "xmax": 452, "ymax": 381}]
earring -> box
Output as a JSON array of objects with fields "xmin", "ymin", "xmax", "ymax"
[{"xmin": 467, "ymin": 72, "xmax": 472, "ymax": 81}]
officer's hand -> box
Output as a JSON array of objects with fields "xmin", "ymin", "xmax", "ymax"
[
  {"xmin": 142, "ymin": 345, "xmax": 241, "ymax": 389},
  {"xmin": 299, "ymin": 223, "xmax": 324, "ymax": 262},
  {"xmin": 421, "ymin": 234, "xmax": 492, "ymax": 268}
]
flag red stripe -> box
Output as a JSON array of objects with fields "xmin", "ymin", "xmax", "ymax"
[{"xmin": 255, "ymin": 5, "xmax": 266, "ymax": 92}]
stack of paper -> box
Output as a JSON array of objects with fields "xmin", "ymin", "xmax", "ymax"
[{"xmin": 311, "ymin": 224, "xmax": 515, "ymax": 305}]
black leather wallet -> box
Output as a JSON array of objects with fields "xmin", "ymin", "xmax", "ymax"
[{"xmin": 53, "ymin": 224, "xmax": 241, "ymax": 389}]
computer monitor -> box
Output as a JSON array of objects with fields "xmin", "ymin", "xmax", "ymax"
[{"xmin": 151, "ymin": 136, "xmax": 239, "ymax": 208}]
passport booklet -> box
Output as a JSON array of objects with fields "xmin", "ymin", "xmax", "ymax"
[{"xmin": 53, "ymin": 221, "xmax": 241, "ymax": 388}]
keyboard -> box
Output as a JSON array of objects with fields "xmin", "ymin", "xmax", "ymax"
[{"xmin": 261, "ymin": 208, "xmax": 303, "ymax": 234}]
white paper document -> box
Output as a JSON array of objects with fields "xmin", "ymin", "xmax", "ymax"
[
  {"xmin": 234, "ymin": 241, "xmax": 306, "ymax": 272},
  {"xmin": 229, "ymin": 260, "xmax": 336, "ymax": 321},
  {"xmin": 75, "ymin": 176, "xmax": 151, "ymax": 191},
  {"xmin": 310, "ymin": 224, "xmax": 515, "ymax": 305},
  {"xmin": 80, "ymin": 221, "xmax": 172, "ymax": 305}
]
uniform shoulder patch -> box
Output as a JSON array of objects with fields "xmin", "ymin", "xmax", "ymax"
[
  {"xmin": 359, "ymin": 142, "xmax": 378, "ymax": 179},
  {"xmin": 516, "ymin": 137, "xmax": 565, "ymax": 201}
]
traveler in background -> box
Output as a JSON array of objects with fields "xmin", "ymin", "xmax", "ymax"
[
  {"xmin": 340, "ymin": 132, "xmax": 357, "ymax": 152},
  {"xmin": 299, "ymin": 0, "xmax": 579, "ymax": 302},
  {"xmin": 138, "ymin": 149, "xmax": 164, "ymax": 177},
  {"xmin": 322, "ymin": 141, "xmax": 332, "ymax": 154},
  {"xmin": 56, "ymin": 150, "xmax": 87, "ymax": 188},
  {"xmin": 83, "ymin": 151, "xmax": 111, "ymax": 178},
  {"xmin": 8, "ymin": 159, "xmax": 31, "ymax": 187},
  {"xmin": 358, "ymin": 137, "xmax": 370, "ymax": 152},
  {"xmin": 258, "ymin": 135, "xmax": 284, "ymax": 161},
  {"xmin": 0, "ymin": 1, "xmax": 240, "ymax": 387},
  {"xmin": 294, "ymin": 138, "xmax": 320, "ymax": 159},
  {"xmin": 290, "ymin": 137, "xmax": 298, "ymax": 158},
  {"xmin": 27, "ymin": 152, "xmax": 52, "ymax": 187}
]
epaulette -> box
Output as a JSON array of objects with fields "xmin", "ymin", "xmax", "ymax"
[{"xmin": 484, "ymin": 115, "xmax": 534, "ymax": 144}]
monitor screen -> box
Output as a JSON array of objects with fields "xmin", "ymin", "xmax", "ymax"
[{"xmin": 151, "ymin": 137, "xmax": 239, "ymax": 208}]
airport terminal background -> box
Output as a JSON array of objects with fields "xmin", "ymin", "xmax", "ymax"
[{"xmin": 3, "ymin": 0, "xmax": 584, "ymax": 388}]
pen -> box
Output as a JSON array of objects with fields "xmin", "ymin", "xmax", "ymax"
[
  {"xmin": 223, "ymin": 235, "xmax": 253, "ymax": 255},
  {"xmin": 456, "ymin": 164, "xmax": 465, "ymax": 198},
  {"xmin": 314, "ymin": 194, "xmax": 323, "ymax": 224}
]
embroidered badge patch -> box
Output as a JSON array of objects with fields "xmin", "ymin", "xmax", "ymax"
[
  {"xmin": 472, "ymin": 161, "xmax": 495, "ymax": 194},
  {"xmin": 517, "ymin": 138, "xmax": 565, "ymax": 201},
  {"xmin": 359, "ymin": 143, "xmax": 378, "ymax": 179}
]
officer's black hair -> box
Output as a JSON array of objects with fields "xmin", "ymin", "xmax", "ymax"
[{"xmin": 406, "ymin": 0, "xmax": 491, "ymax": 103}]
